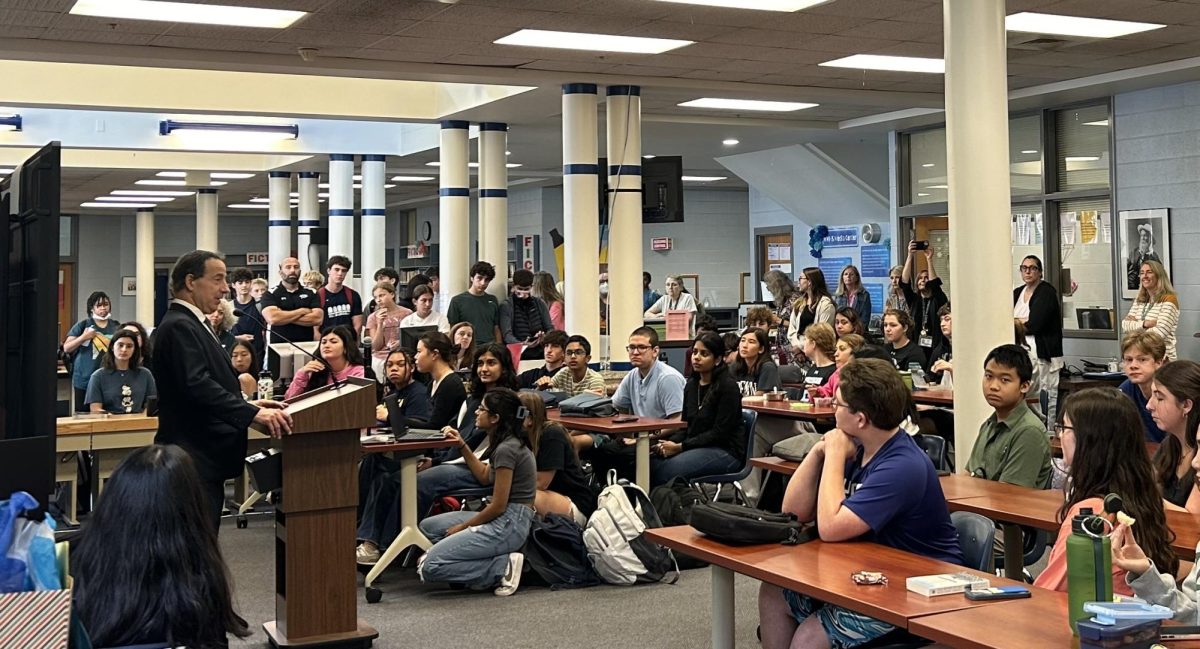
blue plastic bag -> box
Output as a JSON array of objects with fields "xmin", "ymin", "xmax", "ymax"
[{"xmin": 0, "ymin": 491, "xmax": 60, "ymax": 593}]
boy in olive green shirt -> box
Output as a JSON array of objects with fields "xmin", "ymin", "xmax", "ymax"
[{"xmin": 967, "ymin": 344, "xmax": 1052, "ymax": 489}]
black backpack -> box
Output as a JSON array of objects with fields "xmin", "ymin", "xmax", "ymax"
[
  {"xmin": 689, "ymin": 501, "xmax": 816, "ymax": 546},
  {"xmin": 558, "ymin": 393, "xmax": 617, "ymax": 417},
  {"xmin": 521, "ymin": 513, "xmax": 602, "ymax": 590},
  {"xmin": 650, "ymin": 477, "xmax": 709, "ymax": 569}
]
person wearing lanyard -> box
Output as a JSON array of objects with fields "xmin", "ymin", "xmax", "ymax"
[
  {"xmin": 1121, "ymin": 259, "xmax": 1179, "ymax": 361},
  {"xmin": 901, "ymin": 241, "xmax": 948, "ymax": 354}
]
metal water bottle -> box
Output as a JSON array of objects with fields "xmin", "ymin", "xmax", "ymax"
[{"xmin": 1066, "ymin": 507, "xmax": 1112, "ymax": 635}]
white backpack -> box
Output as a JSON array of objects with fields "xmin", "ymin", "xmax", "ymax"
[{"xmin": 583, "ymin": 471, "xmax": 679, "ymax": 586}]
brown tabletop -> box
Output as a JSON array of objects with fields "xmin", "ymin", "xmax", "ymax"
[
  {"xmin": 56, "ymin": 414, "xmax": 158, "ymax": 436},
  {"xmin": 908, "ymin": 588, "xmax": 1074, "ymax": 649},
  {"xmin": 545, "ymin": 412, "xmax": 687, "ymax": 435},
  {"xmin": 361, "ymin": 438, "xmax": 458, "ymax": 454},
  {"xmin": 1048, "ymin": 436, "xmax": 1157, "ymax": 459},
  {"xmin": 751, "ymin": 456, "xmax": 799, "ymax": 476},
  {"xmin": 742, "ymin": 398, "xmax": 836, "ymax": 422},
  {"xmin": 937, "ymin": 474, "xmax": 1044, "ymax": 503}
]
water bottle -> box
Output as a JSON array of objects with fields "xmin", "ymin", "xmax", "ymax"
[
  {"xmin": 908, "ymin": 362, "xmax": 927, "ymax": 389},
  {"xmin": 257, "ymin": 370, "xmax": 274, "ymax": 401},
  {"xmin": 1065, "ymin": 507, "xmax": 1112, "ymax": 635}
]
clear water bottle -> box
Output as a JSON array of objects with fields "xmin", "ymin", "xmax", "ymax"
[
  {"xmin": 908, "ymin": 362, "xmax": 927, "ymax": 389},
  {"xmin": 257, "ymin": 370, "xmax": 274, "ymax": 401}
]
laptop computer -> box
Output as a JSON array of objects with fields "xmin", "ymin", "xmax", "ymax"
[{"xmin": 384, "ymin": 392, "xmax": 444, "ymax": 441}]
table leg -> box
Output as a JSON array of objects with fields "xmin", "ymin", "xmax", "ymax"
[
  {"xmin": 711, "ymin": 565, "xmax": 735, "ymax": 649},
  {"xmin": 636, "ymin": 432, "xmax": 651, "ymax": 492},
  {"xmin": 364, "ymin": 454, "xmax": 433, "ymax": 589},
  {"xmin": 1002, "ymin": 523, "xmax": 1024, "ymax": 581}
]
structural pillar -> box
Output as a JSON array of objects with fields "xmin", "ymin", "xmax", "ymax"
[
  {"xmin": 562, "ymin": 84, "xmax": 600, "ymax": 354},
  {"xmin": 296, "ymin": 171, "xmax": 320, "ymax": 274},
  {"xmin": 361, "ymin": 155, "xmax": 387, "ymax": 295},
  {"xmin": 479, "ymin": 123, "xmax": 509, "ymax": 305},
  {"xmin": 135, "ymin": 208, "xmax": 154, "ymax": 325},
  {"xmin": 945, "ymin": 0, "xmax": 1013, "ymax": 459},
  {"xmin": 606, "ymin": 85, "xmax": 643, "ymax": 364},
  {"xmin": 439, "ymin": 121, "xmax": 471, "ymax": 308},
  {"xmin": 328, "ymin": 154, "xmax": 355, "ymax": 263},
  {"xmin": 196, "ymin": 188, "xmax": 218, "ymax": 251},
  {"xmin": 268, "ymin": 171, "xmax": 292, "ymax": 280}
]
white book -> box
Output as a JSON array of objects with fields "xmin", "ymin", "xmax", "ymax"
[{"xmin": 905, "ymin": 573, "xmax": 989, "ymax": 597}]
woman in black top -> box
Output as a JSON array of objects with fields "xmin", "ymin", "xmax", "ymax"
[
  {"xmin": 408, "ymin": 332, "xmax": 468, "ymax": 429},
  {"xmin": 1014, "ymin": 254, "xmax": 1064, "ymax": 421},
  {"xmin": 650, "ymin": 332, "xmax": 744, "ymax": 487},
  {"xmin": 882, "ymin": 308, "xmax": 926, "ymax": 371},
  {"xmin": 520, "ymin": 392, "xmax": 596, "ymax": 525},
  {"xmin": 732, "ymin": 327, "xmax": 781, "ymax": 395}
]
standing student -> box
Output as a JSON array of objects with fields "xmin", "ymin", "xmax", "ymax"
[
  {"xmin": 966, "ymin": 345, "xmax": 1051, "ymax": 488},
  {"xmin": 301, "ymin": 270, "xmax": 324, "ymax": 293},
  {"xmin": 1118, "ymin": 330, "xmax": 1168, "ymax": 443},
  {"xmin": 374, "ymin": 347, "xmax": 432, "ymax": 425},
  {"xmin": 365, "ymin": 281, "xmax": 411, "ymax": 379},
  {"xmin": 519, "ymin": 392, "xmax": 595, "ymax": 526},
  {"xmin": 447, "ymin": 261, "xmax": 502, "ymax": 345},
  {"xmin": 398, "ymin": 273, "xmax": 430, "ymax": 311},
  {"xmin": 232, "ymin": 275, "xmax": 267, "ymax": 360},
  {"xmin": 731, "ymin": 327, "xmax": 781, "ymax": 395},
  {"xmin": 64, "ymin": 290, "xmax": 121, "ymax": 412},
  {"xmin": 533, "ymin": 270, "xmax": 565, "ymax": 332},
  {"xmin": 417, "ymin": 388, "xmax": 535, "ymax": 596},
  {"xmin": 762, "ymin": 270, "xmax": 799, "ymax": 368},
  {"xmin": 882, "ymin": 308, "xmax": 926, "ymax": 371},
  {"xmin": 644, "ymin": 274, "xmax": 698, "ymax": 335},
  {"xmin": 834, "ymin": 306, "xmax": 866, "ymax": 338},
  {"xmin": 800, "ymin": 323, "xmax": 838, "ymax": 388},
  {"xmin": 1121, "ymin": 259, "xmax": 1179, "ymax": 361},
  {"xmin": 1014, "ymin": 254, "xmax": 1064, "ymax": 423},
  {"xmin": 364, "ymin": 267, "xmax": 400, "ymax": 317},
  {"xmin": 901, "ymin": 241, "xmax": 949, "ymax": 354},
  {"xmin": 426, "ymin": 267, "xmax": 445, "ymax": 314},
  {"xmin": 759, "ymin": 359, "xmax": 962, "ymax": 649},
  {"xmin": 834, "ymin": 264, "xmax": 871, "ymax": 326},
  {"xmin": 399, "ymin": 284, "xmax": 451, "ymax": 333},
  {"xmin": 318, "ymin": 255, "xmax": 364, "ymax": 334},
  {"xmin": 152, "ymin": 251, "xmax": 291, "ymax": 532},
  {"xmin": 520, "ymin": 329, "xmax": 568, "ymax": 389},
  {"xmin": 786, "ymin": 267, "xmax": 836, "ymax": 358},
  {"xmin": 449, "ymin": 322, "xmax": 475, "ymax": 371},
  {"xmin": 501, "ymin": 269, "xmax": 554, "ymax": 357},
  {"xmin": 1033, "ymin": 388, "xmax": 1176, "ymax": 594},
  {"xmin": 261, "ymin": 257, "xmax": 324, "ymax": 344},
  {"xmin": 642, "ymin": 271, "xmax": 662, "ymax": 312},
  {"xmin": 1147, "ymin": 360, "xmax": 1200, "ymax": 510},
  {"xmin": 283, "ymin": 325, "xmax": 367, "ymax": 399},
  {"xmin": 85, "ymin": 330, "xmax": 157, "ymax": 415}
]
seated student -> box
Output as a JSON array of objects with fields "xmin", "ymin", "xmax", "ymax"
[
  {"xmin": 731, "ymin": 327, "xmax": 781, "ymax": 395},
  {"xmin": 1147, "ymin": 360, "xmax": 1200, "ymax": 510},
  {"xmin": 405, "ymin": 332, "xmax": 467, "ymax": 430},
  {"xmin": 807, "ymin": 333, "xmax": 865, "ymax": 402},
  {"xmin": 519, "ymin": 329, "xmax": 568, "ymax": 389},
  {"xmin": 284, "ymin": 325, "xmax": 367, "ymax": 399},
  {"xmin": 966, "ymin": 344, "xmax": 1051, "ymax": 488},
  {"xmin": 399, "ymin": 284, "xmax": 451, "ymax": 333},
  {"xmin": 882, "ymin": 307, "xmax": 926, "ymax": 371},
  {"xmin": 759, "ymin": 358, "xmax": 962, "ymax": 649},
  {"xmin": 833, "ymin": 306, "xmax": 866, "ymax": 338},
  {"xmin": 800, "ymin": 322, "xmax": 837, "ymax": 388},
  {"xmin": 552, "ymin": 334, "xmax": 607, "ymax": 398},
  {"xmin": 229, "ymin": 339, "xmax": 259, "ymax": 399},
  {"xmin": 744, "ymin": 305, "xmax": 774, "ymax": 333},
  {"xmin": 695, "ymin": 313, "xmax": 719, "ymax": 337},
  {"xmin": 74, "ymin": 444, "xmax": 250, "ymax": 648},
  {"xmin": 721, "ymin": 331, "xmax": 740, "ymax": 366},
  {"xmin": 927, "ymin": 304, "xmax": 953, "ymax": 385},
  {"xmin": 519, "ymin": 392, "xmax": 596, "ymax": 526},
  {"xmin": 1118, "ymin": 330, "xmax": 1168, "ymax": 443},
  {"xmin": 1034, "ymin": 388, "xmax": 1176, "ymax": 594},
  {"xmin": 449, "ymin": 322, "xmax": 475, "ymax": 371},
  {"xmin": 373, "ymin": 347, "xmax": 432, "ymax": 425},
  {"xmin": 85, "ymin": 329, "xmax": 157, "ymax": 414},
  {"xmin": 418, "ymin": 388, "xmax": 535, "ymax": 597}
]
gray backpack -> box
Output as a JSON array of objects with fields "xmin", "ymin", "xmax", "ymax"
[{"xmin": 558, "ymin": 392, "xmax": 617, "ymax": 417}]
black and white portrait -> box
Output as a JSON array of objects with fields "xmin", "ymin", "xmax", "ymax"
[{"xmin": 1119, "ymin": 209, "xmax": 1171, "ymax": 299}]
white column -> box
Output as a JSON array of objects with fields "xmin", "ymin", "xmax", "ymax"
[
  {"xmin": 479, "ymin": 123, "xmax": 509, "ymax": 304},
  {"xmin": 563, "ymin": 84, "xmax": 600, "ymax": 354},
  {"xmin": 945, "ymin": 0, "xmax": 1013, "ymax": 459},
  {"xmin": 328, "ymin": 154, "xmax": 354, "ymax": 262},
  {"xmin": 268, "ymin": 172, "xmax": 292, "ymax": 279},
  {"xmin": 135, "ymin": 208, "xmax": 155, "ymax": 325},
  {"xmin": 439, "ymin": 121, "xmax": 471, "ymax": 308},
  {"xmin": 360, "ymin": 155, "xmax": 387, "ymax": 297},
  {"xmin": 606, "ymin": 85, "xmax": 643, "ymax": 364},
  {"xmin": 296, "ymin": 171, "xmax": 320, "ymax": 274},
  {"xmin": 195, "ymin": 188, "xmax": 218, "ymax": 251}
]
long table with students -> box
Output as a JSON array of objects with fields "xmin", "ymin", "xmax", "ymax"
[{"xmin": 546, "ymin": 411, "xmax": 687, "ymax": 491}]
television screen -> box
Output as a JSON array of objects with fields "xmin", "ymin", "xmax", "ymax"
[{"xmin": 598, "ymin": 155, "xmax": 684, "ymax": 224}]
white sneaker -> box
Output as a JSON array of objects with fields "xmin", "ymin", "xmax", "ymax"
[
  {"xmin": 355, "ymin": 543, "xmax": 380, "ymax": 565},
  {"xmin": 493, "ymin": 552, "xmax": 524, "ymax": 596},
  {"xmin": 416, "ymin": 552, "xmax": 428, "ymax": 582}
]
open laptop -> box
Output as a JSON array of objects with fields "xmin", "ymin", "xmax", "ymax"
[{"xmin": 384, "ymin": 392, "xmax": 444, "ymax": 441}]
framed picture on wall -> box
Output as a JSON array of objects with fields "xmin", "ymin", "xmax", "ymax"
[
  {"xmin": 1118, "ymin": 208, "xmax": 1170, "ymax": 299},
  {"xmin": 122, "ymin": 276, "xmax": 136, "ymax": 296}
]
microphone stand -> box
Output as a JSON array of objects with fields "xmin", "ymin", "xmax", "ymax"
[{"xmin": 235, "ymin": 308, "xmax": 345, "ymax": 392}]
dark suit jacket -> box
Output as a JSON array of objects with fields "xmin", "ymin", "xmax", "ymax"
[
  {"xmin": 152, "ymin": 302, "xmax": 259, "ymax": 482},
  {"xmin": 1013, "ymin": 282, "xmax": 1063, "ymax": 360}
]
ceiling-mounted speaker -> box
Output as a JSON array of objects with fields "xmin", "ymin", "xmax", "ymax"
[{"xmin": 861, "ymin": 223, "xmax": 882, "ymax": 244}]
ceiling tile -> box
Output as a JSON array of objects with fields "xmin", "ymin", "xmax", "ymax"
[
  {"xmin": 710, "ymin": 58, "xmax": 797, "ymax": 74},
  {"xmin": 619, "ymin": 20, "xmax": 727, "ymax": 41},
  {"xmin": 460, "ymin": 0, "xmax": 591, "ymax": 11},
  {"xmin": 292, "ymin": 12, "xmax": 417, "ymax": 36},
  {"xmin": 148, "ymin": 34, "xmax": 298, "ymax": 55},
  {"xmin": 640, "ymin": 52, "xmax": 729, "ymax": 70},
  {"xmin": 270, "ymin": 28, "xmax": 385, "ymax": 48},
  {"xmin": 441, "ymin": 53, "xmax": 537, "ymax": 67},
  {"xmin": 0, "ymin": 0, "xmax": 73, "ymax": 9},
  {"xmin": 367, "ymin": 35, "xmax": 471, "ymax": 54},
  {"xmin": 886, "ymin": 5, "xmax": 943, "ymax": 24},
  {"xmin": 44, "ymin": 28, "xmax": 157, "ymax": 45},
  {"xmin": 675, "ymin": 69, "xmax": 764, "ymax": 82},
  {"xmin": 0, "ymin": 23, "xmax": 44, "ymax": 38},
  {"xmin": 428, "ymin": 4, "xmax": 556, "ymax": 27},
  {"xmin": 676, "ymin": 41, "xmax": 810, "ymax": 63},
  {"xmin": 709, "ymin": 27, "xmax": 819, "ymax": 49},
  {"xmin": 314, "ymin": 0, "xmax": 448, "ymax": 19},
  {"xmin": 517, "ymin": 59, "xmax": 617, "ymax": 73},
  {"xmin": 838, "ymin": 19, "xmax": 941, "ymax": 40},
  {"xmin": 750, "ymin": 11, "xmax": 865, "ymax": 34},
  {"xmin": 1131, "ymin": 24, "xmax": 1200, "ymax": 44},
  {"xmin": 351, "ymin": 48, "xmax": 448, "ymax": 63},
  {"xmin": 528, "ymin": 12, "xmax": 648, "ymax": 34},
  {"xmin": 868, "ymin": 41, "xmax": 944, "ymax": 58},
  {"xmin": 605, "ymin": 63, "xmax": 695, "ymax": 77},
  {"xmin": 0, "ymin": 7, "xmax": 55, "ymax": 26},
  {"xmin": 794, "ymin": 34, "xmax": 902, "ymax": 54},
  {"xmin": 48, "ymin": 13, "xmax": 170, "ymax": 34},
  {"xmin": 397, "ymin": 19, "xmax": 516, "ymax": 42},
  {"xmin": 571, "ymin": 0, "xmax": 675, "ymax": 20},
  {"xmin": 810, "ymin": 0, "xmax": 929, "ymax": 20}
]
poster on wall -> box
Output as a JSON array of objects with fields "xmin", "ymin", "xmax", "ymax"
[
  {"xmin": 1119, "ymin": 208, "xmax": 1171, "ymax": 298},
  {"xmin": 806, "ymin": 223, "xmax": 891, "ymax": 317},
  {"xmin": 859, "ymin": 245, "xmax": 890, "ymax": 279},
  {"xmin": 818, "ymin": 257, "xmax": 853, "ymax": 287}
]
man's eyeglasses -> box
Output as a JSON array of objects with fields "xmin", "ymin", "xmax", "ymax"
[
  {"xmin": 564, "ymin": 349, "xmax": 588, "ymax": 357},
  {"xmin": 1019, "ymin": 265, "xmax": 1040, "ymax": 272},
  {"xmin": 626, "ymin": 344, "xmax": 654, "ymax": 354}
]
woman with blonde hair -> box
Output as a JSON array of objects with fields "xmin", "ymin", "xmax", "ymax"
[
  {"xmin": 834, "ymin": 264, "xmax": 871, "ymax": 325},
  {"xmin": 1122, "ymin": 259, "xmax": 1179, "ymax": 361},
  {"xmin": 532, "ymin": 271, "xmax": 566, "ymax": 332}
]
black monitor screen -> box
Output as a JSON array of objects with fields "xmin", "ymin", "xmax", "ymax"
[{"xmin": 399, "ymin": 325, "xmax": 437, "ymax": 353}]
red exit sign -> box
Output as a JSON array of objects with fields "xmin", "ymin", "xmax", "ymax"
[{"xmin": 651, "ymin": 237, "xmax": 672, "ymax": 251}]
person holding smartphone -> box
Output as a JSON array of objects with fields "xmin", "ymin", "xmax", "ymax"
[
  {"xmin": 500, "ymin": 269, "xmax": 554, "ymax": 360},
  {"xmin": 901, "ymin": 240, "xmax": 949, "ymax": 356}
]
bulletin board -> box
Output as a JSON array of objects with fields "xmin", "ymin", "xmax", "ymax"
[{"xmin": 809, "ymin": 222, "xmax": 892, "ymax": 316}]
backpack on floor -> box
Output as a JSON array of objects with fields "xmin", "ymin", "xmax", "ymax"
[
  {"xmin": 583, "ymin": 471, "xmax": 679, "ymax": 586},
  {"xmin": 521, "ymin": 513, "xmax": 602, "ymax": 590},
  {"xmin": 650, "ymin": 477, "xmax": 709, "ymax": 569},
  {"xmin": 689, "ymin": 501, "xmax": 816, "ymax": 546}
]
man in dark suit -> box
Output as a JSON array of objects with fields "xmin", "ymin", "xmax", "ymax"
[{"xmin": 152, "ymin": 250, "xmax": 292, "ymax": 533}]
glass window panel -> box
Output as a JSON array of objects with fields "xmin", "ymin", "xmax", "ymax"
[
  {"xmin": 1011, "ymin": 205, "xmax": 1045, "ymax": 290},
  {"xmin": 1055, "ymin": 104, "xmax": 1110, "ymax": 191},
  {"xmin": 1058, "ymin": 197, "xmax": 1114, "ymax": 332},
  {"xmin": 907, "ymin": 128, "xmax": 946, "ymax": 205},
  {"xmin": 1009, "ymin": 115, "xmax": 1042, "ymax": 196},
  {"xmin": 59, "ymin": 215, "xmax": 72, "ymax": 257}
]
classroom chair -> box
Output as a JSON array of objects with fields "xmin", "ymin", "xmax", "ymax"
[
  {"xmin": 689, "ymin": 409, "xmax": 757, "ymax": 504},
  {"xmin": 914, "ymin": 434, "xmax": 949, "ymax": 472},
  {"xmin": 951, "ymin": 511, "xmax": 997, "ymax": 572}
]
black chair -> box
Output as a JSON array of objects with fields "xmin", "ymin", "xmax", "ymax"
[
  {"xmin": 951, "ymin": 511, "xmax": 996, "ymax": 572},
  {"xmin": 690, "ymin": 409, "xmax": 758, "ymax": 504},
  {"xmin": 914, "ymin": 433, "xmax": 948, "ymax": 472}
]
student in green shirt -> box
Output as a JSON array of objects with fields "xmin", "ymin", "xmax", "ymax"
[
  {"xmin": 446, "ymin": 261, "xmax": 502, "ymax": 346},
  {"xmin": 967, "ymin": 344, "xmax": 1052, "ymax": 488}
]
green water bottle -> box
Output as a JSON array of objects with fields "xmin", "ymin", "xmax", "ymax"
[{"xmin": 1065, "ymin": 507, "xmax": 1112, "ymax": 635}]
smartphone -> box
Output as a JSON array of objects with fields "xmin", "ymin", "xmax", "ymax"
[
  {"xmin": 912, "ymin": 240, "xmax": 930, "ymax": 250},
  {"xmin": 965, "ymin": 586, "xmax": 1030, "ymax": 601},
  {"xmin": 612, "ymin": 415, "xmax": 638, "ymax": 423},
  {"xmin": 1160, "ymin": 626, "xmax": 1200, "ymax": 640}
]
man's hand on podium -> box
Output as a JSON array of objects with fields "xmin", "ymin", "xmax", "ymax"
[{"xmin": 253, "ymin": 400, "xmax": 294, "ymax": 438}]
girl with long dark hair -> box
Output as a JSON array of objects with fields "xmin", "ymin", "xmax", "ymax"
[
  {"xmin": 418, "ymin": 388, "xmax": 537, "ymax": 596},
  {"xmin": 1033, "ymin": 388, "xmax": 1177, "ymax": 594},
  {"xmin": 1148, "ymin": 360, "xmax": 1200, "ymax": 510},
  {"xmin": 785, "ymin": 267, "xmax": 835, "ymax": 357},
  {"xmin": 229, "ymin": 339, "xmax": 259, "ymax": 399},
  {"xmin": 284, "ymin": 325, "xmax": 366, "ymax": 399},
  {"xmin": 732, "ymin": 327, "xmax": 781, "ymax": 395},
  {"xmin": 834, "ymin": 306, "xmax": 866, "ymax": 338},
  {"xmin": 74, "ymin": 445, "xmax": 250, "ymax": 648},
  {"xmin": 519, "ymin": 392, "xmax": 595, "ymax": 526},
  {"xmin": 84, "ymin": 329, "xmax": 157, "ymax": 414}
]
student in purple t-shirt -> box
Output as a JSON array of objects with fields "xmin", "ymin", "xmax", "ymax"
[{"xmin": 759, "ymin": 358, "xmax": 963, "ymax": 649}]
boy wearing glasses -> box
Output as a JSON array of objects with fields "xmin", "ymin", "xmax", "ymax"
[
  {"xmin": 552, "ymin": 335, "xmax": 607, "ymax": 397},
  {"xmin": 967, "ymin": 344, "xmax": 1051, "ymax": 488}
]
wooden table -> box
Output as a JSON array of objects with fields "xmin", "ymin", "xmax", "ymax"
[
  {"xmin": 750, "ymin": 456, "xmax": 799, "ymax": 476},
  {"xmin": 1048, "ymin": 436, "xmax": 1157, "ymax": 458},
  {"xmin": 909, "ymin": 587, "xmax": 1074, "ymax": 649},
  {"xmin": 741, "ymin": 398, "xmax": 836, "ymax": 422},
  {"xmin": 547, "ymin": 412, "xmax": 687, "ymax": 490}
]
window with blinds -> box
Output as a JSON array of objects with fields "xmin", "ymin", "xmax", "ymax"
[
  {"xmin": 1054, "ymin": 105, "xmax": 1110, "ymax": 192},
  {"xmin": 1058, "ymin": 196, "xmax": 1114, "ymax": 331}
]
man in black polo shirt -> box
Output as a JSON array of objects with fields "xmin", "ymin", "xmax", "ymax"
[{"xmin": 261, "ymin": 257, "xmax": 323, "ymax": 345}]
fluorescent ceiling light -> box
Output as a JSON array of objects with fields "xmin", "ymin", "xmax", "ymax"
[
  {"xmin": 679, "ymin": 98, "xmax": 818, "ymax": 112},
  {"xmin": 112, "ymin": 189, "xmax": 193, "ymax": 196},
  {"xmin": 81, "ymin": 202, "xmax": 157, "ymax": 208},
  {"xmin": 70, "ymin": 0, "xmax": 305, "ymax": 29},
  {"xmin": 0, "ymin": 168, "xmax": 13, "ymax": 175},
  {"xmin": 917, "ymin": 193, "xmax": 930, "ymax": 197},
  {"xmin": 922, "ymin": 163, "xmax": 935, "ymax": 168},
  {"xmin": 1021, "ymin": 149, "xmax": 1038, "ymax": 154},
  {"xmin": 156, "ymin": 170, "xmax": 255, "ymax": 179},
  {"xmin": 652, "ymin": 0, "xmax": 830, "ymax": 10},
  {"xmin": 682, "ymin": 175, "xmax": 727, "ymax": 182},
  {"xmin": 94, "ymin": 195, "xmax": 174, "ymax": 202},
  {"xmin": 1065, "ymin": 156, "xmax": 1100, "ymax": 162},
  {"xmin": 228, "ymin": 203, "xmax": 272, "ymax": 209},
  {"xmin": 820, "ymin": 54, "xmax": 944, "ymax": 74},
  {"xmin": 392, "ymin": 176, "xmax": 435, "ymax": 182},
  {"xmin": 425, "ymin": 162, "xmax": 523, "ymax": 168},
  {"xmin": 494, "ymin": 29, "xmax": 691, "ymax": 54},
  {"xmin": 250, "ymin": 197, "xmax": 300, "ymax": 203},
  {"xmin": 722, "ymin": 139, "xmax": 740, "ymax": 146},
  {"xmin": 926, "ymin": 184, "xmax": 949, "ymax": 189},
  {"xmin": 136, "ymin": 179, "xmax": 227, "ymax": 186},
  {"xmin": 1005, "ymin": 12, "xmax": 1164, "ymax": 38},
  {"xmin": 1083, "ymin": 119, "xmax": 1109, "ymax": 127},
  {"xmin": 643, "ymin": 155, "xmax": 656, "ymax": 159}
]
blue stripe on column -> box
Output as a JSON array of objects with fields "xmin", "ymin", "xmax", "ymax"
[
  {"xmin": 440, "ymin": 120, "xmax": 469, "ymax": 130},
  {"xmin": 197, "ymin": 188, "xmax": 218, "ymax": 194},
  {"xmin": 439, "ymin": 188, "xmax": 470, "ymax": 197},
  {"xmin": 480, "ymin": 189, "xmax": 508, "ymax": 198},
  {"xmin": 362, "ymin": 154, "xmax": 386, "ymax": 162},
  {"xmin": 268, "ymin": 171, "xmax": 291, "ymax": 178},
  {"xmin": 606, "ymin": 85, "xmax": 641, "ymax": 97},
  {"xmin": 563, "ymin": 164, "xmax": 599, "ymax": 175},
  {"xmin": 298, "ymin": 171, "xmax": 320, "ymax": 178},
  {"xmin": 608, "ymin": 164, "xmax": 642, "ymax": 175},
  {"xmin": 330, "ymin": 154, "xmax": 354, "ymax": 161},
  {"xmin": 297, "ymin": 220, "xmax": 320, "ymax": 226},
  {"xmin": 362, "ymin": 208, "xmax": 386, "ymax": 216},
  {"xmin": 267, "ymin": 220, "xmax": 291, "ymax": 226},
  {"xmin": 562, "ymin": 83, "xmax": 597, "ymax": 94},
  {"xmin": 329, "ymin": 209, "xmax": 354, "ymax": 216},
  {"xmin": 479, "ymin": 122, "xmax": 508, "ymax": 132}
]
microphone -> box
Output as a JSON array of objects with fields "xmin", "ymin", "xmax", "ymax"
[{"xmin": 235, "ymin": 308, "xmax": 344, "ymax": 391}]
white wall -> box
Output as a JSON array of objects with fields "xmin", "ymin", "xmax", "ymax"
[{"xmin": 642, "ymin": 189, "xmax": 750, "ymax": 307}]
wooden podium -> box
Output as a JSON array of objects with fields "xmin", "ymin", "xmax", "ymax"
[{"xmin": 260, "ymin": 377, "xmax": 379, "ymax": 648}]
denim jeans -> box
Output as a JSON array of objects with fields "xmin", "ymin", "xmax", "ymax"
[
  {"xmin": 418, "ymin": 503, "xmax": 535, "ymax": 589},
  {"xmin": 356, "ymin": 461, "xmax": 484, "ymax": 547},
  {"xmin": 650, "ymin": 447, "xmax": 741, "ymax": 487}
]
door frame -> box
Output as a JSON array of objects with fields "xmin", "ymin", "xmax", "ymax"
[{"xmin": 752, "ymin": 225, "xmax": 794, "ymax": 301}]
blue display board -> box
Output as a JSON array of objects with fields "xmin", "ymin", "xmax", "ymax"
[
  {"xmin": 865, "ymin": 283, "xmax": 885, "ymax": 315},
  {"xmin": 818, "ymin": 257, "xmax": 853, "ymax": 287},
  {"xmin": 860, "ymin": 245, "xmax": 891, "ymax": 278},
  {"xmin": 824, "ymin": 226, "xmax": 860, "ymax": 248}
]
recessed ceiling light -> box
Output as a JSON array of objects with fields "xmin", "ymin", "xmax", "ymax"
[
  {"xmin": 1005, "ymin": 12, "xmax": 1164, "ymax": 38},
  {"xmin": 1065, "ymin": 156, "xmax": 1101, "ymax": 162},
  {"xmin": 112, "ymin": 189, "xmax": 194, "ymax": 197},
  {"xmin": 917, "ymin": 193, "xmax": 930, "ymax": 197},
  {"xmin": 682, "ymin": 176, "xmax": 727, "ymax": 182},
  {"xmin": 722, "ymin": 138, "xmax": 741, "ymax": 146},
  {"xmin": 69, "ymin": 0, "xmax": 305, "ymax": 28},
  {"xmin": 922, "ymin": 163, "xmax": 935, "ymax": 168},
  {"xmin": 95, "ymin": 195, "xmax": 174, "ymax": 202},
  {"xmin": 494, "ymin": 29, "xmax": 692, "ymax": 54},
  {"xmin": 0, "ymin": 168, "xmax": 13, "ymax": 175},
  {"xmin": 1083, "ymin": 119, "xmax": 1109, "ymax": 127},
  {"xmin": 136, "ymin": 179, "xmax": 227, "ymax": 187},
  {"xmin": 643, "ymin": 155, "xmax": 656, "ymax": 159},
  {"xmin": 392, "ymin": 176, "xmax": 435, "ymax": 182},
  {"xmin": 820, "ymin": 54, "xmax": 944, "ymax": 74},
  {"xmin": 228, "ymin": 203, "xmax": 272, "ymax": 209},
  {"xmin": 506, "ymin": 151, "xmax": 511, "ymax": 156},
  {"xmin": 384, "ymin": 184, "xmax": 396, "ymax": 189},
  {"xmin": 926, "ymin": 184, "xmax": 949, "ymax": 189},
  {"xmin": 1021, "ymin": 150, "xmax": 1039, "ymax": 154},
  {"xmin": 81, "ymin": 202, "xmax": 158, "ymax": 208},
  {"xmin": 680, "ymin": 98, "xmax": 818, "ymax": 112},
  {"xmin": 652, "ymin": 0, "xmax": 831, "ymax": 10}
]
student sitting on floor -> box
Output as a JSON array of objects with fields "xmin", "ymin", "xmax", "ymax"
[
  {"xmin": 800, "ymin": 322, "xmax": 838, "ymax": 388},
  {"xmin": 1034, "ymin": 388, "xmax": 1176, "ymax": 594},
  {"xmin": 1147, "ymin": 360, "xmax": 1200, "ymax": 511},
  {"xmin": 74, "ymin": 444, "xmax": 250, "ymax": 648},
  {"xmin": 418, "ymin": 388, "xmax": 535, "ymax": 596},
  {"xmin": 373, "ymin": 347, "xmax": 432, "ymax": 425},
  {"xmin": 967, "ymin": 344, "xmax": 1052, "ymax": 488},
  {"xmin": 1118, "ymin": 330, "xmax": 1168, "ymax": 443},
  {"xmin": 519, "ymin": 392, "xmax": 596, "ymax": 526},
  {"xmin": 731, "ymin": 327, "xmax": 781, "ymax": 395},
  {"xmin": 759, "ymin": 358, "xmax": 962, "ymax": 649},
  {"xmin": 881, "ymin": 308, "xmax": 926, "ymax": 372},
  {"xmin": 519, "ymin": 329, "xmax": 568, "ymax": 389}
]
